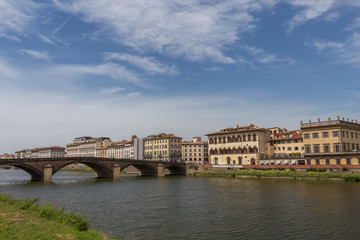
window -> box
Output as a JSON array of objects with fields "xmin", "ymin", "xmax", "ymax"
[
  {"xmin": 323, "ymin": 144, "xmax": 330, "ymax": 153},
  {"xmin": 315, "ymin": 159, "xmax": 320, "ymax": 165},
  {"xmin": 332, "ymin": 131, "xmax": 339, "ymax": 137},
  {"xmin": 287, "ymin": 147, "xmax": 292, "ymax": 151},
  {"xmin": 351, "ymin": 132, "xmax": 354, "ymax": 138},
  {"xmin": 313, "ymin": 144, "xmax": 320, "ymax": 153},
  {"xmin": 287, "ymin": 140, "xmax": 291, "ymax": 143},
  {"xmin": 325, "ymin": 159, "xmax": 330, "ymax": 165},
  {"xmin": 306, "ymin": 159, "xmax": 311, "ymax": 165},
  {"xmin": 347, "ymin": 158, "xmax": 351, "ymax": 165},
  {"xmin": 304, "ymin": 133, "xmax": 310, "ymax": 139},
  {"xmin": 322, "ymin": 132, "xmax": 329, "ymax": 138},
  {"xmin": 305, "ymin": 145, "xmax": 311, "ymax": 153},
  {"xmin": 312, "ymin": 133, "xmax": 319, "ymax": 139},
  {"xmin": 336, "ymin": 159, "xmax": 341, "ymax": 164},
  {"xmin": 334, "ymin": 144, "xmax": 341, "ymax": 152},
  {"xmin": 295, "ymin": 147, "xmax": 299, "ymax": 151}
]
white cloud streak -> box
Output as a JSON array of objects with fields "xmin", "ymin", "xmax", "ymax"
[
  {"xmin": 19, "ymin": 49, "xmax": 51, "ymax": 61},
  {"xmin": 0, "ymin": 0, "xmax": 38, "ymax": 39},
  {"xmin": 52, "ymin": 0, "xmax": 277, "ymax": 63},
  {"xmin": 104, "ymin": 52, "xmax": 178, "ymax": 75}
]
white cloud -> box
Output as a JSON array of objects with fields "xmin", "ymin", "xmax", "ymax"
[
  {"xmin": 19, "ymin": 49, "xmax": 51, "ymax": 61},
  {"xmin": 346, "ymin": 17, "xmax": 360, "ymax": 31},
  {"xmin": 52, "ymin": 0, "xmax": 277, "ymax": 63},
  {"xmin": 307, "ymin": 34, "xmax": 360, "ymax": 68},
  {"xmin": 39, "ymin": 34, "xmax": 55, "ymax": 44},
  {"xmin": 99, "ymin": 87, "xmax": 126, "ymax": 95},
  {"xmin": 104, "ymin": 52, "xmax": 178, "ymax": 75},
  {"xmin": 243, "ymin": 46, "xmax": 295, "ymax": 65},
  {"xmin": 324, "ymin": 12, "xmax": 339, "ymax": 22},
  {"xmin": 0, "ymin": 57, "xmax": 18, "ymax": 79},
  {"xmin": 50, "ymin": 62, "xmax": 144, "ymax": 86},
  {"xmin": 286, "ymin": 0, "xmax": 337, "ymax": 32},
  {"xmin": 0, "ymin": 0, "xmax": 38, "ymax": 39}
]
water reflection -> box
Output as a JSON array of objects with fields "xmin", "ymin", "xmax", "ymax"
[{"xmin": 1, "ymin": 170, "xmax": 360, "ymax": 240}]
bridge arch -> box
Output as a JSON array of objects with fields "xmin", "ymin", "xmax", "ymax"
[
  {"xmin": 53, "ymin": 160, "xmax": 114, "ymax": 178},
  {"xmin": 120, "ymin": 163, "xmax": 158, "ymax": 176},
  {"xmin": 164, "ymin": 165, "xmax": 187, "ymax": 175},
  {"xmin": 9, "ymin": 163, "xmax": 44, "ymax": 181}
]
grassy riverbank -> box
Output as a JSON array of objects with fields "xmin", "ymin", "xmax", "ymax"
[
  {"xmin": 0, "ymin": 194, "xmax": 119, "ymax": 240},
  {"xmin": 190, "ymin": 169, "xmax": 360, "ymax": 182}
]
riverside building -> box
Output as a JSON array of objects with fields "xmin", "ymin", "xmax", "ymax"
[
  {"xmin": 206, "ymin": 124, "xmax": 271, "ymax": 165},
  {"xmin": 301, "ymin": 117, "xmax": 360, "ymax": 165},
  {"xmin": 144, "ymin": 133, "xmax": 182, "ymax": 161},
  {"xmin": 66, "ymin": 136, "xmax": 111, "ymax": 157},
  {"xmin": 182, "ymin": 137, "xmax": 209, "ymax": 164},
  {"xmin": 269, "ymin": 130, "xmax": 304, "ymax": 157}
]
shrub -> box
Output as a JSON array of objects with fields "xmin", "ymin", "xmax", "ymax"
[
  {"xmin": 289, "ymin": 168, "xmax": 296, "ymax": 172},
  {"xmin": 342, "ymin": 167, "xmax": 348, "ymax": 172}
]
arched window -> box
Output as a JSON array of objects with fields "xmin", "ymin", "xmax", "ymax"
[
  {"xmin": 253, "ymin": 134, "xmax": 257, "ymax": 141},
  {"xmin": 223, "ymin": 137, "xmax": 226, "ymax": 143},
  {"xmin": 219, "ymin": 149, "xmax": 223, "ymax": 154},
  {"xmin": 218, "ymin": 137, "xmax": 221, "ymax": 143},
  {"xmin": 214, "ymin": 149, "xmax": 218, "ymax": 155},
  {"xmin": 237, "ymin": 135, "xmax": 241, "ymax": 142},
  {"xmin": 214, "ymin": 138, "xmax": 217, "ymax": 144},
  {"xmin": 232, "ymin": 148, "xmax": 236, "ymax": 154},
  {"xmin": 248, "ymin": 134, "xmax": 251, "ymax": 141},
  {"xmin": 253, "ymin": 147, "xmax": 258, "ymax": 153},
  {"xmin": 209, "ymin": 138, "xmax": 213, "ymax": 144},
  {"xmin": 243, "ymin": 135, "xmax": 246, "ymax": 141},
  {"xmin": 232, "ymin": 136, "xmax": 236, "ymax": 142},
  {"xmin": 228, "ymin": 136, "xmax": 231, "ymax": 142},
  {"xmin": 249, "ymin": 147, "xmax": 253, "ymax": 153},
  {"xmin": 243, "ymin": 148, "xmax": 247, "ymax": 153}
]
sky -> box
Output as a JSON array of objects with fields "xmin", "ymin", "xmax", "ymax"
[{"xmin": 1, "ymin": 0, "xmax": 360, "ymax": 153}]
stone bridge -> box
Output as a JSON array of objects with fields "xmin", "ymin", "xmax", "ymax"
[{"xmin": 0, "ymin": 157, "xmax": 186, "ymax": 181}]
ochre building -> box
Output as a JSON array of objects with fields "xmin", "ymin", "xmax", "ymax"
[
  {"xmin": 144, "ymin": 133, "xmax": 182, "ymax": 161},
  {"xmin": 301, "ymin": 117, "xmax": 360, "ymax": 165},
  {"xmin": 182, "ymin": 137, "xmax": 208, "ymax": 164}
]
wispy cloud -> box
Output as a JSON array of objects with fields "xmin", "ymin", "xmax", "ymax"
[
  {"xmin": 0, "ymin": 57, "xmax": 18, "ymax": 79},
  {"xmin": 19, "ymin": 49, "xmax": 51, "ymax": 61},
  {"xmin": 50, "ymin": 62, "xmax": 144, "ymax": 86},
  {"xmin": 286, "ymin": 0, "xmax": 337, "ymax": 32},
  {"xmin": 307, "ymin": 33, "xmax": 360, "ymax": 68},
  {"xmin": 243, "ymin": 46, "xmax": 295, "ymax": 65},
  {"xmin": 104, "ymin": 52, "xmax": 178, "ymax": 75},
  {"xmin": 346, "ymin": 17, "xmax": 360, "ymax": 31},
  {"xmin": 324, "ymin": 12, "xmax": 339, "ymax": 22},
  {"xmin": 0, "ymin": 0, "xmax": 38, "ymax": 39},
  {"xmin": 53, "ymin": 0, "xmax": 277, "ymax": 63},
  {"xmin": 99, "ymin": 87, "xmax": 126, "ymax": 95}
]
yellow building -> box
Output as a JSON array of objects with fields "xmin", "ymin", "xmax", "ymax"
[
  {"xmin": 144, "ymin": 133, "xmax": 182, "ymax": 161},
  {"xmin": 269, "ymin": 130, "xmax": 304, "ymax": 157},
  {"xmin": 182, "ymin": 137, "xmax": 209, "ymax": 164},
  {"xmin": 206, "ymin": 124, "xmax": 271, "ymax": 165},
  {"xmin": 301, "ymin": 117, "xmax": 360, "ymax": 165}
]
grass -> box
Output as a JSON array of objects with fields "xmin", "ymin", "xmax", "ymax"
[
  {"xmin": 190, "ymin": 169, "xmax": 360, "ymax": 182},
  {"xmin": 0, "ymin": 194, "xmax": 121, "ymax": 240}
]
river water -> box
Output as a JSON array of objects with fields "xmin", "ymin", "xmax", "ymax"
[{"xmin": 1, "ymin": 170, "xmax": 360, "ymax": 240}]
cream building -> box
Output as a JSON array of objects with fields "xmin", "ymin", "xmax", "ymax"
[
  {"xmin": 66, "ymin": 136, "xmax": 111, "ymax": 157},
  {"xmin": 144, "ymin": 133, "xmax": 182, "ymax": 161},
  {"xmin": 301, "ymin": 117, "xmax": 360, "ymax": 165},
  {"xmin": 38, "ymin": 146, "xmax": 65, "ymax": 158},
  {"xmin": 269, "ymin": 130, "xmax": 304, "ymax": 157},
  {"xmin": 207, "ymin": 124, "xmax": 271, "ymax": 165},
  {"xmin": 182, "ymin": 137, "xmax": 208, "ymax": 164}
]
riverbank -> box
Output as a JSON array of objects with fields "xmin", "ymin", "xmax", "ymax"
[
  {"xmin": 0, "ymin": 194, "xmax": 118, "ymax": 240},
  {"xmin": 60, "ymin": 167, "xmax": 95, "ymax": 173},
  {"xmin": 190, "ymin": 169, "xmax": 360, "ymax": 181}
]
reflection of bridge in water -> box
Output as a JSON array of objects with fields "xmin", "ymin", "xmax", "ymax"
[{"xmin": 0, "ymin": 157, "xmax": 187, "ymax": 182}]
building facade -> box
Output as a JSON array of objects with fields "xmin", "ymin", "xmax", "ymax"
[
  {"xmin": 301, "ymin": 117, "xmax": 360, "ymax": 165},
  {"xmin": 66, "ymin": 136, "xmax": 111, "ymax": 158},
  {"xmin": 144, "ymin": 133, "xmax": 182, "ymax": 161},
  {"xmin": 207, "ymin": 124, "xmax": 271, "ymax": 165},
  {"xmin": 269, "ymin": 130, "xmax": 304, "ymax": 157},
  {"xmin": 38, "ymin": 146, "xmax": 66, "ymax": 158},
  {"xmin": 182, "ymin": 137, "xmax": 208, "ymax": 164}
]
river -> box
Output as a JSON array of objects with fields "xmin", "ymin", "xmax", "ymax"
[{"xmin": 1, "ymin": 169, "xmax": 360, "ymax": 239}]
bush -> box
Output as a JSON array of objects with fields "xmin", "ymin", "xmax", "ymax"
[
  {"xmin": 289, "ymin": 168, "xmax": 296, "ymax": 172},
  {"xmin": 342, "ymin": 167, "xmax": 348, "ymax": 171}
]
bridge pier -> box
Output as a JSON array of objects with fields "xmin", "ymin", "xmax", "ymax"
[
  {"xmin": 43, "ymin": 164, "xmax": 53, "ymax": 182},
  {"xmin": 113, "ymin": 164, "xmax": 121, "ymax": 178},
  {"xmin": 157, "ymin": 164, "xmax": 165, "ymax": 177}
]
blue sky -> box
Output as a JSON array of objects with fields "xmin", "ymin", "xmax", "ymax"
[{"xmin": 1, "ymin": 0, "xmax": 360, "ymax": 153}]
